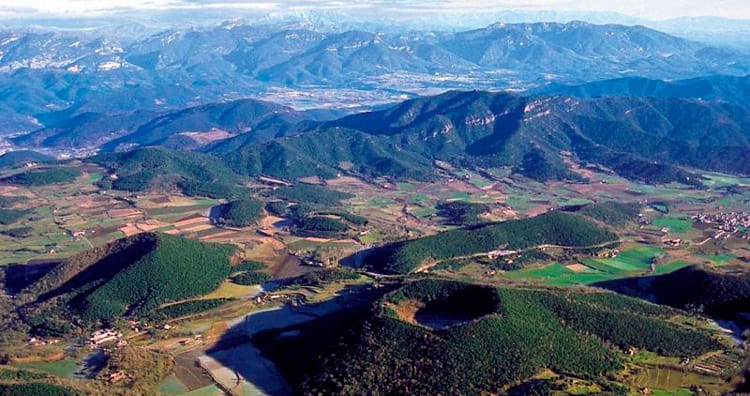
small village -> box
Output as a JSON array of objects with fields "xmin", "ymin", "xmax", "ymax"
[{"xmin": 693, "ymin": 212, "xmax": 750, "ymax": 240}]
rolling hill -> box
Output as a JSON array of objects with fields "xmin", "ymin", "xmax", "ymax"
[
  {"xmin": 252, "ymin": 279, "xmax": 726, "ymax": 394},
  {"xmin": 209, "ymin": 90, "xmax": 750, "ymax": 185},
  {"xmin": 13, "ymin": 98, "xmax": 327, "ymax": 152},
  {"xmin": 16, "ymin": 232, "xmax": 236, "ymax": 333},
  {"xmin": 595, "ymin": 265, "xmax": 750, "ymax": 315},
  {"xmin": 0, "ymin": 150, "xmax": 54, "ymax": 167},
  {"xmin": 90, "ymin": 147, "xmax": 250, "ymax": 198},
  {"xmin": 71, "ymin": 88, "xmax": 750, "ymax": 193},
  {"xmin": 362, "ymin": 211, "xmax": 618, "ymax": 274}
]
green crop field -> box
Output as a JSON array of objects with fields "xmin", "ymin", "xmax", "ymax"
[
  {"xmin": 699, "ymin": 253, "xmax": 736, "ymax": 264},
  {"xmin": 500, "ymin": 263, "xmax": 625, "ymax": 286},
  {"xmin": 498, "ymin": 247, "xmax": 675, "ymax": 286},
  {"xmin": 411, "ymin": 207, "xmax": 438, "ymax": 218},
  {"xmin": 653, "ymin": 217, "xmax": 696, "ymax": 235},
  {"xmin": 702, "ymin": 173, "xmax": 750, "ymax": 188},
  {"xmin": 15, "ymin": 359, "xmax": 79, "ymax": 379},
  {"xmin": 585, "ymin": 246, "xmax": 664, "ymax": 272},
  {"xmin": 158, "ymin": 374, "xmax": 189, "ymax": 394}
]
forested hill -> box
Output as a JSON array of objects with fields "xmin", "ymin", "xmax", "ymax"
[
  {"xmin": 17, "ymin": 233, "xmax": 236, "ymax": 335},
  {"xmin": 595, "ymin": 265, "xmax": 750, "ymax": 315},
  {"xmin": 14, "ymin": 98, "xmax": 323, "ymax": 151},
  {"xmin": 206, "ymin": 90, "xmax": 750, "ymax": 185},
  {"xmin": 254, "ymin": 279, "xmax": 726, "ymax": 395},
  {"xmin": 535, "ymin": 75, "xmax": 750, "ymax": 104},
  {"xmin": 363, "ymin": 211, "xmax": 619, "ymax": 274}
]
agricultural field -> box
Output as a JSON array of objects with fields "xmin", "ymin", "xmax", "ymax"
[{"xmin": 2, "ymin": 157, "xmax": 749, "ymax": 396}]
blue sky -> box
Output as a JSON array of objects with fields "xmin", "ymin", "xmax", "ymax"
[{"xmin": 0, "ymin": 0, "xmax": 748, "ymax": 20}]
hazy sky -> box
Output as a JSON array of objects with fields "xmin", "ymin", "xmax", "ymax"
[{"xmin": 1, "ymin": 0, "xmax": 749, "ymax": 20}]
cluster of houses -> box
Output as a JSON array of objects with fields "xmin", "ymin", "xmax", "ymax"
[
  {"xmin": 69, "ymin": 228, "xmax": 96, "ymax": 239},
  {"xmin": 88, "ymin": 329, "xmax": 123, "ymax": 346},
  {"xmin": 693, "ymin": 212, "xmax": 750, "ymax": 240},
  {"xmin": 26, "ymin": 337, "xmax": 60, "ymax": 347},
  {"xmin": 253, "ymin": 292, "xmax": 307, "ymax": 307},
  {"xmin": 663, "ymin": 238, "xmax": 683, "ymax": 248},
  {"xmin": 596, "ymin": 248, "xmax": 620, "ymax": 258}
]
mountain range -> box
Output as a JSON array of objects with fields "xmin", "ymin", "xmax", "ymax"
[
  {"xmin": 0, "ymin": 20, "xmax": 748, "ymax": 134},
  {"xmin": 76, "ymin": 87, "xmax": 749, "ymax": 198},
  {"xmin": 537, "ymin": 74, "xmax": 750, "ymax": 104}
]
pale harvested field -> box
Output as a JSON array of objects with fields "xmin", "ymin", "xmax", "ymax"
[
  {"xmin": 298, "ymin": 176, "xmax": 324, "ymax": 185},
  {"xmin": 136, "ymin": 219, "xmax": 170, "ymax": 231},
  {"xmin": 174, "ymin": 216, "xmax": 210, "ymax": 228},
  {"xmin": 180, "ymin": 223, "xmax": 215, "ymax": 233},
  {"xmin": 302, "ymin": 237, "xmax": 332, "ymax": 243},
  {"xmin": 566, "ymin": 263, "xmax": 591, "ymax": 272},
  {"xmin": 260, "ymin": 215, "xmax": 285, "ymax": 229},
  {"xmin": 179, "ymin": 129, "xmax": 233, "ymax": 145},
  {"xmin": 108, "ymin": 208, "xmax": 142, "ymax": 217},
  {"xmin": 139, "ymin": 195, "xmax": 201, "ymax": 208},
  {"xmin": 333, "ymin": 239, "xmax": 359, "ymax": 244},
  {"xmin": 119, "ymin": 224, "xmax": 142, "ymax": 237},
  {"xmin": 201, "ymin": 282, "xmax": 262, "ymax": 300},
  {"xmin": 0, "ymin": 185, "xmax": 19, "ymax": 194},
  {"xmin": 257, "ymin": 236, "xmax": 285, "ymax": 251},
  {"xmin": 199, "ymin": 230, "xmax": 239, "ymax": 241},
  {"xmin": 445, "ymin": 179, "xmax": 480, "ymax": 194}
]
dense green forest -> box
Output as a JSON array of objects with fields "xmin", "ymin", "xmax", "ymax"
[
  {"xmin": 231, "ymin": 271, "xmax": 271, "ymax": 285},
  {"xmin": 71, "ymin": 91, "xmax": 750, "ymax": 190},
  {"xmin": 91, "ymin": 148, "xmax": 247, "ymax": 198},
  {"xmin": 21, "ymin": 233, "xmax": 236, "ymax": 329},
  {"xmin": 203, "ymin": 91, "xmax": 750, "ymax": 185},
  {"xmin": 0, "ymin": 383, "xmax": 83, "ymax": 396},
  {"xmin": 229, "ymin": 260, "xmax": 270, "ymax": 285},
  {"xmin": 435, "ymin": 201, "xmax": 490, "ymax": 225},
  {"xmin": 77, "ymin": 234, "xmax": 235, "ymax": 321},
  {"xmin": 255, "ymin": 280, "xmax": 723, "ymax": 395},
  {"xmin": 0, "ymin": 368, "xmax": 48, "ymax": 381},
  {"xmin": 178, "ymin": 180, "xmax": 251, "ymax": 199},
  {"xmin": 284, "ymin": 269, "xmax": 360, "ymax": 287},
  {"xmin": 573, "ymin": 201, "xmax": 642, "ymax": 226},
  {"xmin": 0, "ymin": 209, "xmax": 28, "ymax": 225},
  {"xmin": 0, "ymin": 150, "xmax": 54, "ymax": 167},
  {"xmin": 3, "ymin": 168, "xmax": 81, "ymax": 186},
  {"xmin": 293, "ymin": 217, "xmax": 350, "ymax": 236},
  {"xmin": 369, "ymin": 211, "xmax": 618, "ymax": 274},
  {"xmin": 214, "ymin": 198, "xmax": 263, "ymax": 227},
  {"xmin": 146, "ymin": 298, "xmax": 233, "ymax": 322},
  {"xmin": 234, "ymin": 261, "xmax": 266, "ymax": 272}
]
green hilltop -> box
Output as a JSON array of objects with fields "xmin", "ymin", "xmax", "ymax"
[
  {"xmin": 366, "ymin": 211, "xmax": 619, "ymax": 274},
  {"xmin": 18, "ymin": 232, "xmax": 236, "ymax": 333},
  {"xmin": 254, "ymin": 279, "xmax": 726, "ymax": 395}
]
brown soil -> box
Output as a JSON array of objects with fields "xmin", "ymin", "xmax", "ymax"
[{"xmin": 388, "ymin": 299, "xmax": 425, "ymax": 325}]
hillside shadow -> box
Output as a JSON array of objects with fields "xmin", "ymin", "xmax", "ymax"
[
  {"xmin": 204, "ymin": 284, "xmax": 385, "ymax": 395},
  {"xmin": 35, "ymin": 234, "xmax": 157, "ymax": 304},
  {"xmin": 3, "ymin": 261, "xmax": 59, "ymax": 294},
  {"xmin": 593, "ymin": 272, "xmax": 750, "ymax": 342},
  {"xmin": 465, "ymin": 101, "xmax": 525, "ymax": 157}
]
